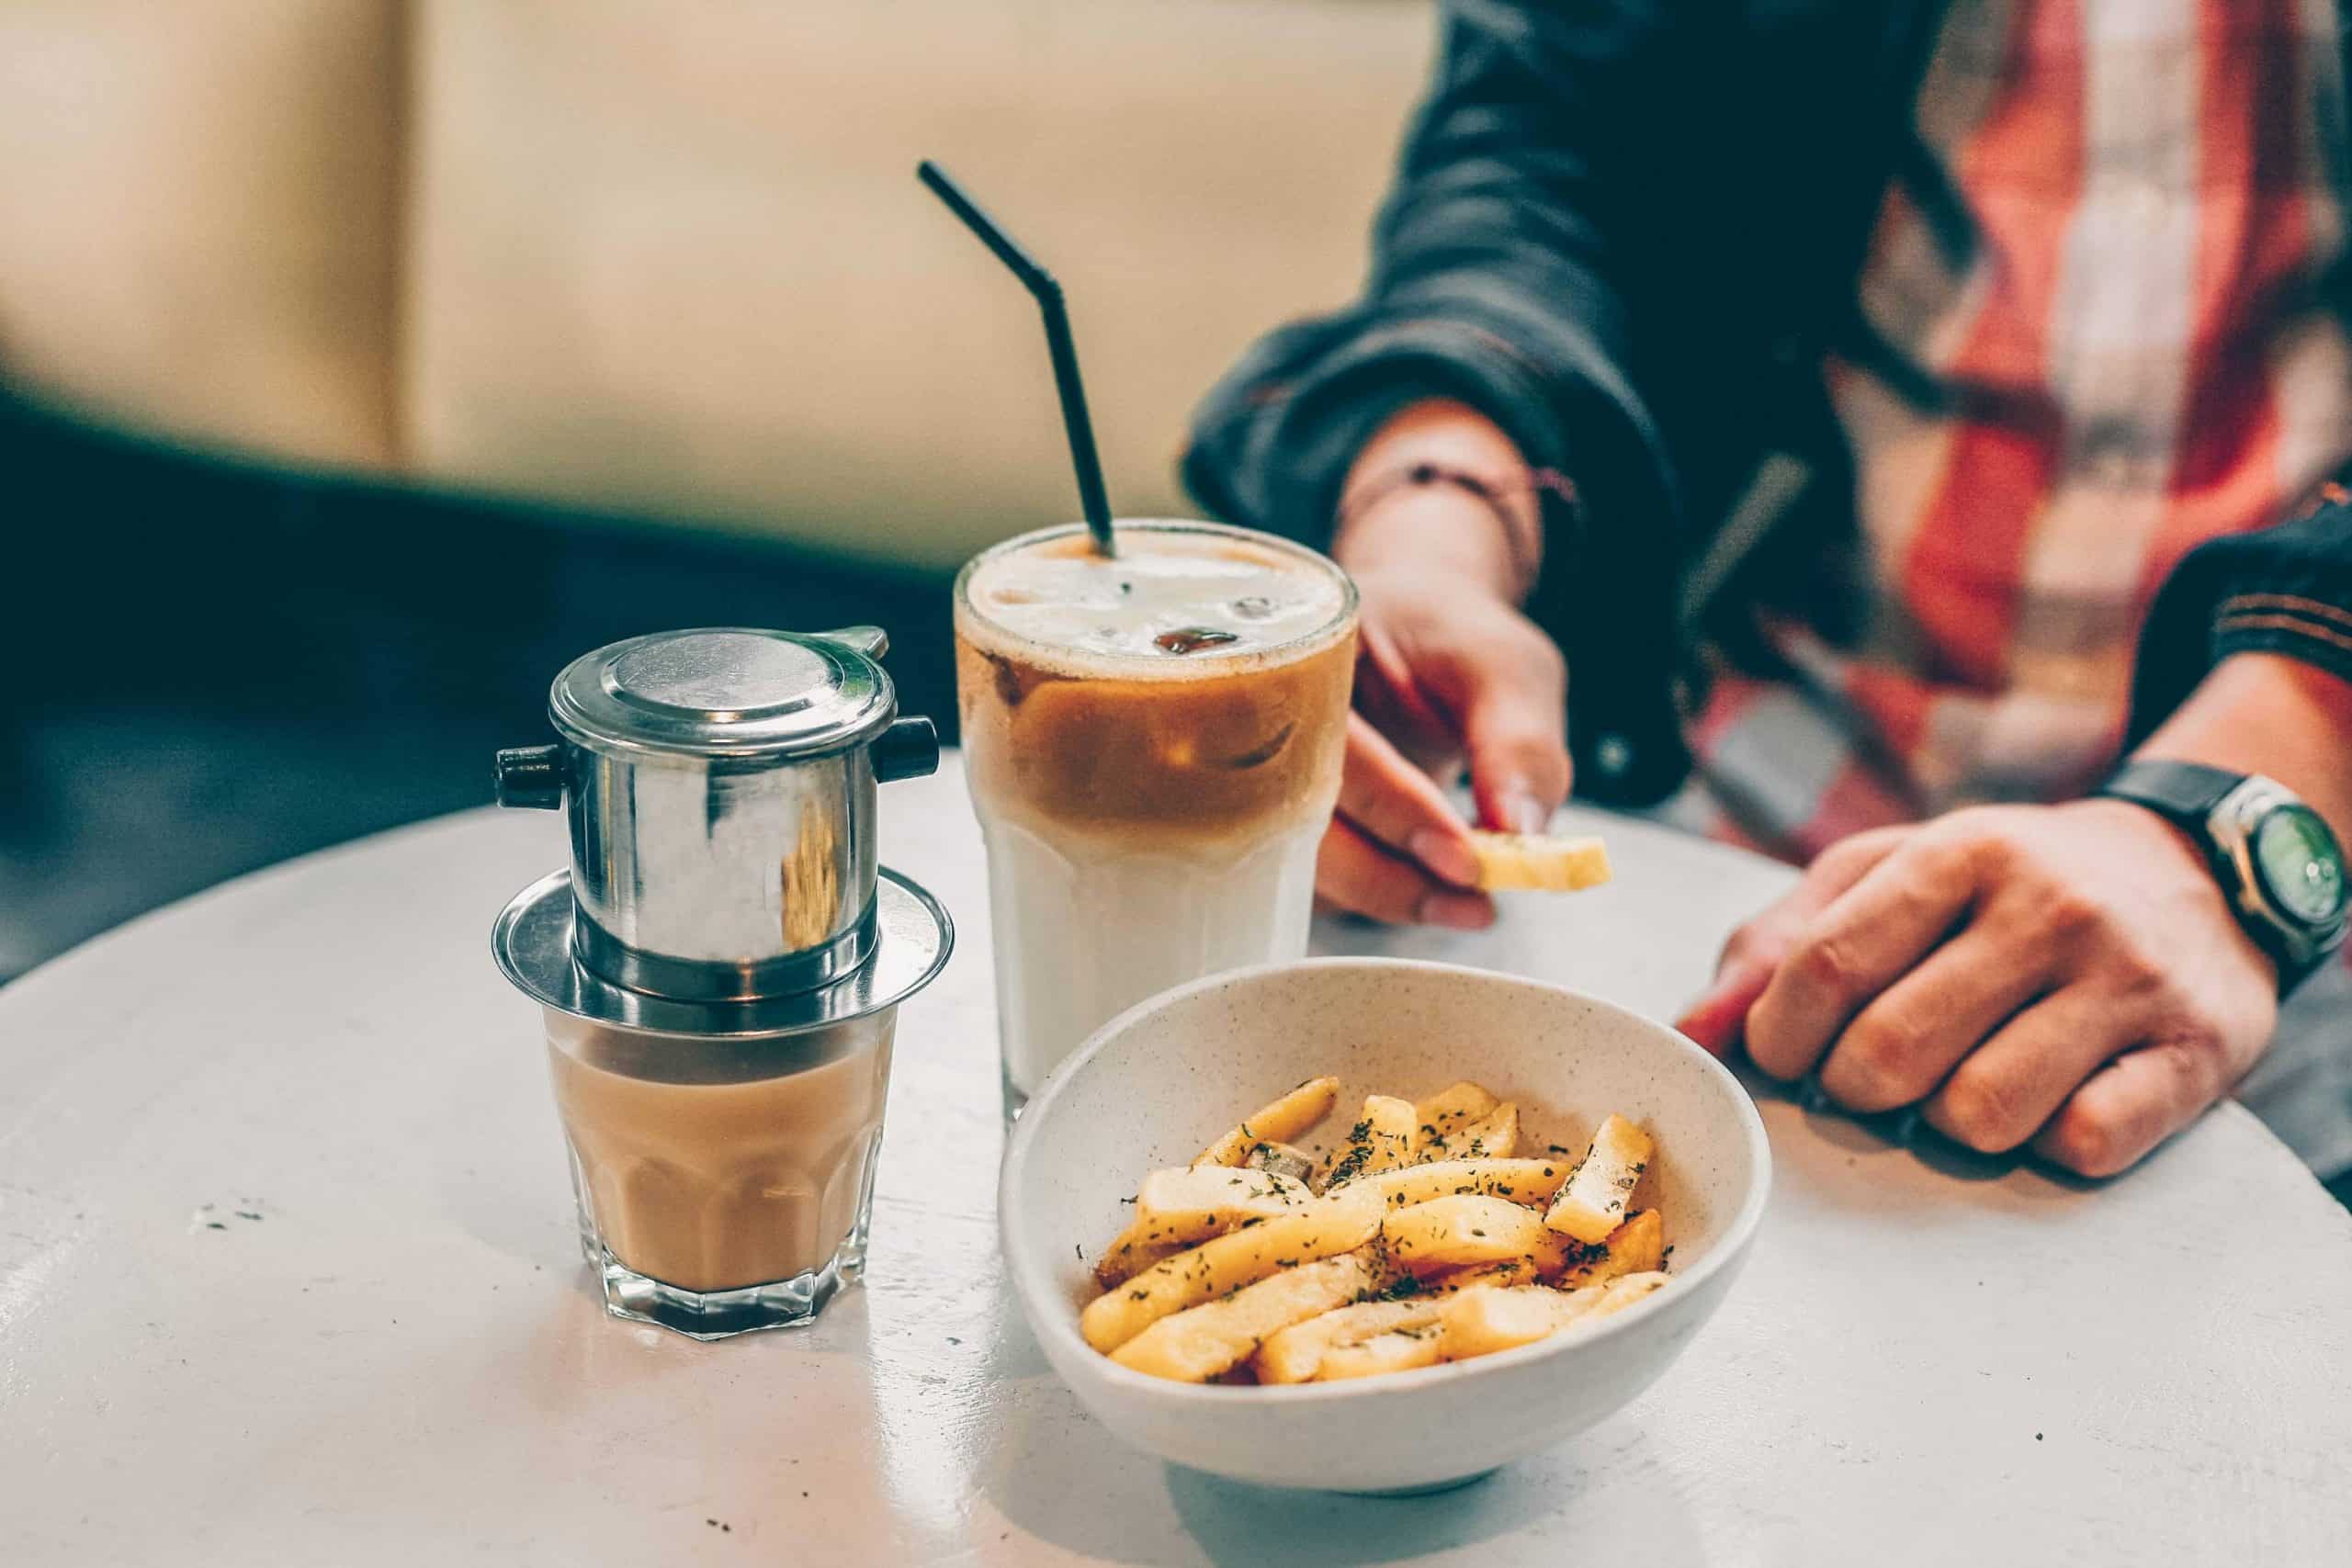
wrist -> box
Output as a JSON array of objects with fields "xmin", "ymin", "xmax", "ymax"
[
  {"xmin": 2130, "ymin": 653, "xmax": 2352, "ymax": 851},
  {"xmin": 2086, "ymin": 762, "xmax": 2347, "ymax": 994},
  {"xmin": 1335, "ymin": 483, "xmax": 1530, "ymax": 604},
  {"xmin": 2067, "ymin": 796, "xmax": 2284, "ymax": 991},
  {"xmin": 1336, "ymin": 399, "xmax": 1548, "ymax": 604},
  {"xmin": 2061, "ymin": 796, "xmax": 2242, "ymax": 926}
]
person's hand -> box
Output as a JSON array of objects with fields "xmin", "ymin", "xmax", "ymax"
[
  {"xmin": 1313, "ymin": 399, "xmax": 1572, "ymax": 930},
  {"xmin": 1676, "ymin": 801, "xmax": 2278, "ymax": 1177},
  {"xmin": 1316, "ymin": 555, "xmax": 1571, "ymax": 929}
]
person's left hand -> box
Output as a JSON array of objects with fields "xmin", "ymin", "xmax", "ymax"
[{"xmin": 1676, "ymin": 800, "xmax": 2279, "ymax": 1177}]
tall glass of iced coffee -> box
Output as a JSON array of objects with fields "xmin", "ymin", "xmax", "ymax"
[{"xmin": 955, "ymin": 520, "xmax": 1357, "ymax": 1108}]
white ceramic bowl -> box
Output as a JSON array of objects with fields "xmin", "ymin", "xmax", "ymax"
[{"xmin": 1000, "ymin": 957, "xmax": 1771, "ymax": 1494}]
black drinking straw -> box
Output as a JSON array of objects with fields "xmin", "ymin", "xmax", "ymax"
[{"xmin": 917, "ymin": 160, "xmax": 1117, "ymax": 557}]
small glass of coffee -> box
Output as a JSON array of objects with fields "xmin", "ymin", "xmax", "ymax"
[
  {"xmin": 549, "ymin": 1015, "xmax": 892, "ymax": 1327},
  {"xmin": 954, "ymin": 520, "xmax": 1357, "ymax": 1111},
  {"xmin": 492, "ymin": 626, "xmax": 951, "ymax": 1338}
]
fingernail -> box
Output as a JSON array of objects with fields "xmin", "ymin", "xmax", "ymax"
[
  {"xmin": 1418, "ymin": 891, "xmax": 1495, "ymax": 931},
  {"xmin": 1507, "ymin": 791, "xmax": 1550, "ymax": 835},
  {"xmin": 1408, "ymin": 829, "xmax": 1481, "ymax": 887}
]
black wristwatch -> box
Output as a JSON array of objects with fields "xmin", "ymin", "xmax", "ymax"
[{"xmin": 2094, "ymin": 761, "xmax": 2350, "ymax": 993}]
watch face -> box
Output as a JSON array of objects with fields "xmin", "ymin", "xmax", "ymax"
[{"xmin": 2252, "ymin": 804, "xmax": 2348, "ymax": 927}]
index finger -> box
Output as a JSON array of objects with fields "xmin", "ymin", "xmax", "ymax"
[
  {"xmin": 1335, "ymin": 713, "xmax": 1484, "ymax": 888},
  {"xmin": 1672, "ymin": 826, "xmax": 1913, "ymax": 1054},
  {"xmin": 1744, "ymin": 833, "xmax": 1980, "ymax": 1081}
]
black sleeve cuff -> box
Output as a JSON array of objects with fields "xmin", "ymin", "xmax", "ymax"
[
  {"xmin": 2128, "ymin": 494, "xmax": 2352, "ymax": 744},
  {"xmin": 1184, "ymin": 313, "xmax": 1579, "ymax": 547}
]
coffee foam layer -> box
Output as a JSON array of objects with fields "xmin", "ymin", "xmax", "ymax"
[{"xmin": 959, "ymin": 526, "xmax": 1349, "ymax": 675}]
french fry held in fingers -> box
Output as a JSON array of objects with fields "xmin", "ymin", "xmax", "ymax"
[
  {"xmin": 1366, "ymin": 1156, "xmax": 1574, "ymax": 1211},
  {"xmin": 1111, "ymin": 1252, "xmax": 1378, "ymax": 1382},
  {"xmin": 1545, "ymin": 1113, "xmax": 1654, "ymax": 1244},
  {"xmin": 1412, "ymin": 1082, "xmax": 1499, "ymax": 1155},
  {"xmin": 1255, "ymin": 1297, "xmax": 1449, "ymax": 1384},
  {"xmin": 1466, "ymin": 831, "xmax": 1613, "ymax": 893},
  {"xmin": 1322, "ymin": 1095, "xmax": 1418, "ymax": 1188},
  {"xmin": 1080, "ymin": 1188, "xmax": 1385, "ymax": 1354},
  {"xmin": 1194, "ymin": 1076, "xmax": 1340, "ymax": 1168},
  {"xmin": 1557, "ymin": 1208, "xmax": 1665, "ymax": 1289},
  {"xmin": 1381, "ymin": 1194, "xmax": 1575, "ymax": 1278}
]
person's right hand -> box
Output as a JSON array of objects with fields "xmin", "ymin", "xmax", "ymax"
[{"xmin": 1317, "ymin": 507, "xmax": 1572, "ymax": 931}]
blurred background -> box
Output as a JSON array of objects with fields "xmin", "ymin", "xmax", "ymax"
[{"xmin": 0, "ymin": 0, "xmax": 1435, "ymax": 981}]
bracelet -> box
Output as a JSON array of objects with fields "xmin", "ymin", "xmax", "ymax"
[{"xmin": 1340, "ymin": 461, "xmax": 1579, "ymax": 602}]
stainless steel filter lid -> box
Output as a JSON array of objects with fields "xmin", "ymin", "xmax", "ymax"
[
  {"xmin": 493, "ymin": 864, "xmax": 953, "ymax": 1038},
  {"xmin": 548, "ymin": 626, "xmax": 897, "ymax": 761}
]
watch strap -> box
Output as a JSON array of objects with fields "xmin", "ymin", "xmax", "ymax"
[
  {"xmin": 2095, "ymin": 761, "xmax": 2341, "ymax": 997},
  {"xmin": 2094, "ymin": 760, "xmax": 2243, "ymax": 825}
]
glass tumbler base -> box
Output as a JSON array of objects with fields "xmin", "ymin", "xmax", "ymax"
[{"xmin": 591, "ymin": 1237, "xmax": 867, "ymax": 1341}]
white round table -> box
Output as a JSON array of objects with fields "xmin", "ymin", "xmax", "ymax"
[{"xmin": 4, "ymin": 755, "xmax": 2348, "ymax": 1565}]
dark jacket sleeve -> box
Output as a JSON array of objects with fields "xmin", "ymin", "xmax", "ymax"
[
  {"xmin": 2129, "ymin": 486, "xmax": 2352, "ymax": 743},
  {"xmin": 1182, "ymin": 0, "xmax": 1700, "ymax": 802}
]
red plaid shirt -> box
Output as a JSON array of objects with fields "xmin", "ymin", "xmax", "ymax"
[{"xmin": 1683, "ymin": 0, "xmax": 2352, "ymax": 863}]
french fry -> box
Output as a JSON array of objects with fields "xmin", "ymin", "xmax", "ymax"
[
  {"xmin": 1194, "ymin": 1077, "xmax": 1341, "ymax": 1168},
  {"xmin": 1254, "ymin": 1297, "xmax": 1447, "ymax": 1384},
  {"xmin": 1111, "ymin": 1252, "xmax": 1377, "ymax": 1382},
  {"xmin": 1436, "ymin": 1271, "xmax": 1672, "ymax": 1364},
  {"xmin": 1587, "ymin": 1270, "xmax": 1670, "ymax": 1318},
  {"xmin": 1544, "ymin": 1113, "xmax": 1653, "ymax": 1244},
  {"xmin": 1136, "ymin": 1165, "xmax": 1314, "ymax": 1238},
  {"xmin": 1381, "ymin": 1194, "xmax": 1575, "ymax": 1278},
  {"xmin": 1094, "ymin": 1164, "xmax": 1316, "ymax": 1289},
  {"xmin": 1435, "ymin": 1284, "xmax": 1603, "ymax": 1359},
  {"xmin": 1466, "ymin": 831, "xmax": 1613, "ymax": 893},
  {"xmin": 1079, "ymin": 1189, "xmax": 1385, "ymax": 1354},
  {"xmin": 1314, "ymin": 1324, "xmax": 1446, "ymax": 1382},
  {"xmin": 1557, "ymin": 1208, "xmax": 1665, "ymax": 1289},
  {"xmin": 1412, "ymin": 1082, "xmax": 1499, "ymax": 1155},
  {"xmin": 1321, "ymin": 1095, "xmax": 1418, "ymax": 1189},
  {"xmin": 1366, "ymin": 1156, "xmax": 1573, "ymax": 1211},
  {"xmin": 1432, "ymin": 1101, "xmax": 1520, "ymax": 1161},
  {"xmin": 1085, "ymin": 1077, "xmax": 1684, "ymax": 1385},
  {"xmin": 1092, "ymin": 1225, "xmax": 1188, "ymax": 1291},
  {"xmin": 1243, "ymin": 1140, "xmax": 1317, "ymax": 1183},
  {"xmin": 1093, "ymin": 1149, "xmax": 1581, "ymax": 1292},
  {"xmin": 1426, "ymin": 1258, "xmax": 1544, "ymax": 1292}
]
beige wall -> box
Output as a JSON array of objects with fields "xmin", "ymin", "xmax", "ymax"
[
  {"xmin": 0, "ymin": 0, "xmax": 404, "ymax": 469},
  {"xmin": 0, "ymin": 1, "xmax": 1432, "ymax": 570}
]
